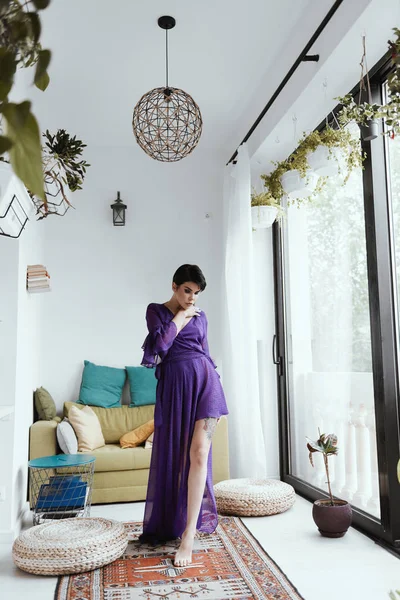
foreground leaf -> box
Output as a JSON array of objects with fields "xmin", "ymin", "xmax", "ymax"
[
  {"xmin": 32, "ymin": 0, "xmax": 51, "ymax": 9},
  {"xmin": 0, "ymin": 49, "xmax": 17, "ymax": 101},
  {"xmin": 34, "ymin": 49, "xmax": 51, "ymax": 91},
  {"xmin": 3, "ymin": 102, "xmax": 45, "ymax": 201},
  {"xmin": 0, "ymin": 136, "xmax": 13, "ymax": 154}
]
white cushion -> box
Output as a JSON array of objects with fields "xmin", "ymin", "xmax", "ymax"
[
  {"xmin": 68, "ymin": 405, "xmax": 105, "ymax": 452},
  {"xmin": 56, "ymin": 418, "xmax": 78, "ymax": 454}
]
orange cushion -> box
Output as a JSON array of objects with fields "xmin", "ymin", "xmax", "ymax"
[{"xmin": 119, "ymin": 419, "xmax": 154, "ymax": 449}]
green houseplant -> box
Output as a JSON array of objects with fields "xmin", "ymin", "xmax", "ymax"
[
  {"xmin": 306, "ymin": 430, "xmax": 352, "ymax": 537},
  {"xmin": 251, "ymin": 187, "xmax": 284, "ymax": 229},
  {"xmin": 337, "ymin": 36, "xmax": 383, "ymax": 141},
  {"xmin": 31, "ymin": 129, "xmax": 90, "ymax": 219},
  {"xmin": 302, "ymin": 126, "xmax": 364, "ymax": 182}
]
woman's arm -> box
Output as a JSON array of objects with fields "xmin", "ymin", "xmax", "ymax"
[{"xmin": 141, "ymin": 304, "xmax": 191, "ymax": 366}]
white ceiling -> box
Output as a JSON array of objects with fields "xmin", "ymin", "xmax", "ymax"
[{"xmin": 25, "ymin": 0, "xmax": 331, "ymax": 160}]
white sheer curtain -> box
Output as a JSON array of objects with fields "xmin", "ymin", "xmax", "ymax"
[{"xmin": 222, "ymin": 144, "xmax": 267, "ymax": 478}]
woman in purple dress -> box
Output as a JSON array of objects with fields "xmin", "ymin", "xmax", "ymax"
[{"xmin": 140, "ymin": 264, "xmax": 228, "ymax": 567}]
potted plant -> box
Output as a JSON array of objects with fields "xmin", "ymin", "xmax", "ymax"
[
  {"xmin": 337, "ymin": 36, "xmax": 384, "ymax": 141},
  {"xmin": 262, "ymin": 157, "xmax": 320, "ymax": 207},
  {"xmin": 306, "ymin": 430, "xmax": 352, "ymax": 538},
  {"xmin": 337, "ymin": 94, "xmax": 383, "ymax": 141},
  {"xmin": 301, "ymin": 126, "xmax": 363, "ymax": 180},
  {"xmin": 30, "ymin": 129, "xmax": 90, "ymax": 219},
  {"xmin": 251, "ymin": 187, "xmax": 284, "ymax": 229},
  {"xmin": 280, "ymin": 150, "xmax": 319, "ymax": 199}
]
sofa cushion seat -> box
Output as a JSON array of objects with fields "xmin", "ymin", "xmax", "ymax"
[{"xmin": 85, "ymin": 444, "xmax": 152, "ymax": 472}]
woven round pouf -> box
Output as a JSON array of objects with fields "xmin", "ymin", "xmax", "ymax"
[
  {"xmin": 12, "ymin": 517, "xmax": 128, "ymax": 576},
  {"xmin": 214, "ymin": 478, "xmax": 295, "ymax": 517}
]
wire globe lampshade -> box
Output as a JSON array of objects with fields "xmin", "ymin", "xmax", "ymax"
[{"xmin": 132, "ymin": 86, "xmax": 203, "ymax": 162}]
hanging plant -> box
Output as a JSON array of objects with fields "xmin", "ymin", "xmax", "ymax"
[
  {"xmin": 30, "ymin": 129, "xmax": 90, "ymax": 219},
  {"xmin": 299, "ymin": 126, "xmax": 364, "ymax": 182},
  {"xmin": 0, "ymin": 0, "xmax": 52, "ymax": 203},
  {"xmin": 251, "ymin": 187, "xmax": 283, "ymax": 211},
  {"xmin": 336, "ymin": 36, "xmax": 384, "ymax": 141},
  {"xmin": 251, "ymin": 187, "xmax": 285, "ymax": 230}
]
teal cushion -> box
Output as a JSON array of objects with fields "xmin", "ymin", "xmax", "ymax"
[
  {"xmin": 126, "ymin": 366, "xmax": 157, "ymax": 406},
  {"xmin": 78, "ymin": 360, "xmax": 126, "ymax": 408}
]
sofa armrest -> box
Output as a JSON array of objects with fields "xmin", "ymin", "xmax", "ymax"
[
  {"xmin": 212, "ymin": 416, "xmax": 230, "ymax": 484},
  {"xmin": 29, "ymin": 420, "xmax": 59, "ymax": 460}
]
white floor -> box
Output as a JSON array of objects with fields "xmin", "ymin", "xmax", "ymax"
[{"xmin": 1, "ymin": 495, "xmax": 399, "ymax": 599}]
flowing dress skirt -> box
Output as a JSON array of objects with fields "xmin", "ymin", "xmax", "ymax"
[{"xmin": 140, "ymin": 353, "xmax": 228, "ymax": 543}]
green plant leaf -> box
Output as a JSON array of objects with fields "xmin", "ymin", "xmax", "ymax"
[
  {"xmin": 32, "ymin": 0, "xmax": 51, "ymax": 9},
  {"xmin": 34, "ymin": 49, "xmax": 51, "ymax": 91},
  {"xmin": 0, "ymin": 49, "xmax": 17, "ymax": 101},
  {"xmin": 3, "ymin": 102, "xmax": 45, "ymax": 201},
  {"xmin": 0, "ymin": 136, "xmax": 13, "ymax": 154},
  {"xmin": 27, "ymin": 12, "xmax": 42, "ymax": 43}
]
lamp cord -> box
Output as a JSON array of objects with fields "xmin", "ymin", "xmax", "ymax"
[{"xmin": 165, "ymin": 29, "xmax": 169, "ymax": 88}]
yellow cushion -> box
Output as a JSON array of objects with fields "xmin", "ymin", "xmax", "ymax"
[
  {"xmin": 68, "ymin": 405, "xmax": 105, "ymax": 452},
  {"xmin": 120, "ymin": 420, "xmax": 154, "ymax": 449},
  {"xmin": 84, "ymin": 444, "xmax": 152, "ymax": 471},
  {"xmin": 64, "ymin": 402, "xmax": 155, "ymax": 444}
]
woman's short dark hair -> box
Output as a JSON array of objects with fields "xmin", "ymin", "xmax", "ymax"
[{"xmin": 173, "ymin": 264, "xmax": 207, "ymax": 292}]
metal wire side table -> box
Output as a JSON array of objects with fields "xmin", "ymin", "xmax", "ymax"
[{"xmin": 28, "ymin": 454, "xmax": 95, "ymax": 525}]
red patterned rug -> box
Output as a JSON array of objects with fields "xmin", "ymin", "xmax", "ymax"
[{"xmin": 55, "ymin": 517, "xmax": 304, "ymax": 599}]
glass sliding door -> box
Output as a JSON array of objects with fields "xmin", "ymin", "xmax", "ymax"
[
  {"xmin": 274, "ymin": 61, "xmax": 400, "ymax": 550},
  {"xmin": 283, "ymin": 124, "xmax": 380, "ymax": 518}
]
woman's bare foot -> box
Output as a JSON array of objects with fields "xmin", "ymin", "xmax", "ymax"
[{"xmin": 174, "ymin": 530, "xmax": 195, "ymax": 567}]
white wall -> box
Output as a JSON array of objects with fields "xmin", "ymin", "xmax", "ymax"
[
  {"xmin": 38, "ymin": 146, "xmax": 225, "ymax": 411},
  {"xmin": 0, "ymin": 237, "xmax": 19, "ymax": 540},
  {"xmin": 12, "ymin": 218, "xmax": 44, "ymax": 531}
]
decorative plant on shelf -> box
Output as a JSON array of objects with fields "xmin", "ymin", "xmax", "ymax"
[
  {"xmin": 0, "ymin": 0, "xmax": 52, "ymax": 202},
  {"xmin": 31, "ymin": 129, "xmax": 90, "ymax": 219},
  {"xmin": 389, "ymin": 592, "xmax": 400, "ymax": 600},
  {"xmin": 306, "ymin": 429, "xmax": 352, "ymax": 537}
]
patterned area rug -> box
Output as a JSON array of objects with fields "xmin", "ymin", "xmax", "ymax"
[{"xmin": 55, "ymin": 517, "xmax": 304, "ymax": 599}]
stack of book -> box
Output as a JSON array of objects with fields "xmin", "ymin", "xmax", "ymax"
[{"xmin": 26, "ymin": 264, "xmax": 51, "ymax": 293}]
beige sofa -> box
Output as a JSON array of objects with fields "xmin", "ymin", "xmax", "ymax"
[{"xmin": 29, "ymin": 401, "xmax": 230, "ymax": 504}]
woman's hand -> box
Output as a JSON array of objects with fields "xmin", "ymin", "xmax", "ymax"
[{"xmin": 183, "ymin": 306, "xmax": 201, "ymax": 318}]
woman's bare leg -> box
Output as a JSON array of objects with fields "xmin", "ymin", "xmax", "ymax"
[{"xmin": 174, "ymin": 417, "xmax": 218, "ymax": 567}]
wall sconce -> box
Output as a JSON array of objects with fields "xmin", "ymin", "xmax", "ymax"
[{"xmin": 110, "ymin": 191, "xmax": 127, "ymax": 226}]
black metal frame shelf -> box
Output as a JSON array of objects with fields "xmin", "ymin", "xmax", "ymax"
[{"xmin": 0, "ymin": 194, "xmax": 29, "ymax": 239}]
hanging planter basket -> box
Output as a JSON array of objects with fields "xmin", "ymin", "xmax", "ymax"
[
  {"xmin": 359, "ymin": 119, "xmax": 379, "ymax": 142},
  {"xmin": 251, "ymin": 205, "xmax": 277, "ymax": 229},
  {"xmin": 307, "ymin": 145, "xmax": 344, "ymax": 177},
  {"xmin": 280, "ymin": 169, "xmax": 318, "ymax": 199}
]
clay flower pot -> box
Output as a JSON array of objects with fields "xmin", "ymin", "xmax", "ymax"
[{"xmin": 312, "ymin": 499, "xmax": 352, "ymax": 538}]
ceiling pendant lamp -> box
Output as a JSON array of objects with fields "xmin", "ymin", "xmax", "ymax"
[{"xmin": 132, "ymin": 16, "xmax": 203, "ymax": 162}]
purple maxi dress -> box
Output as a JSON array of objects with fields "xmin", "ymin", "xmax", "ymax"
[{"xmin": 140, "ymin": 303, "xmax": 228, "ymax": 543}]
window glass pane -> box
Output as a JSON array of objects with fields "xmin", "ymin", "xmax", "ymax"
[{"xmin": 286, "ymin": 124, "xmax": 380, "ymax": 518}]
